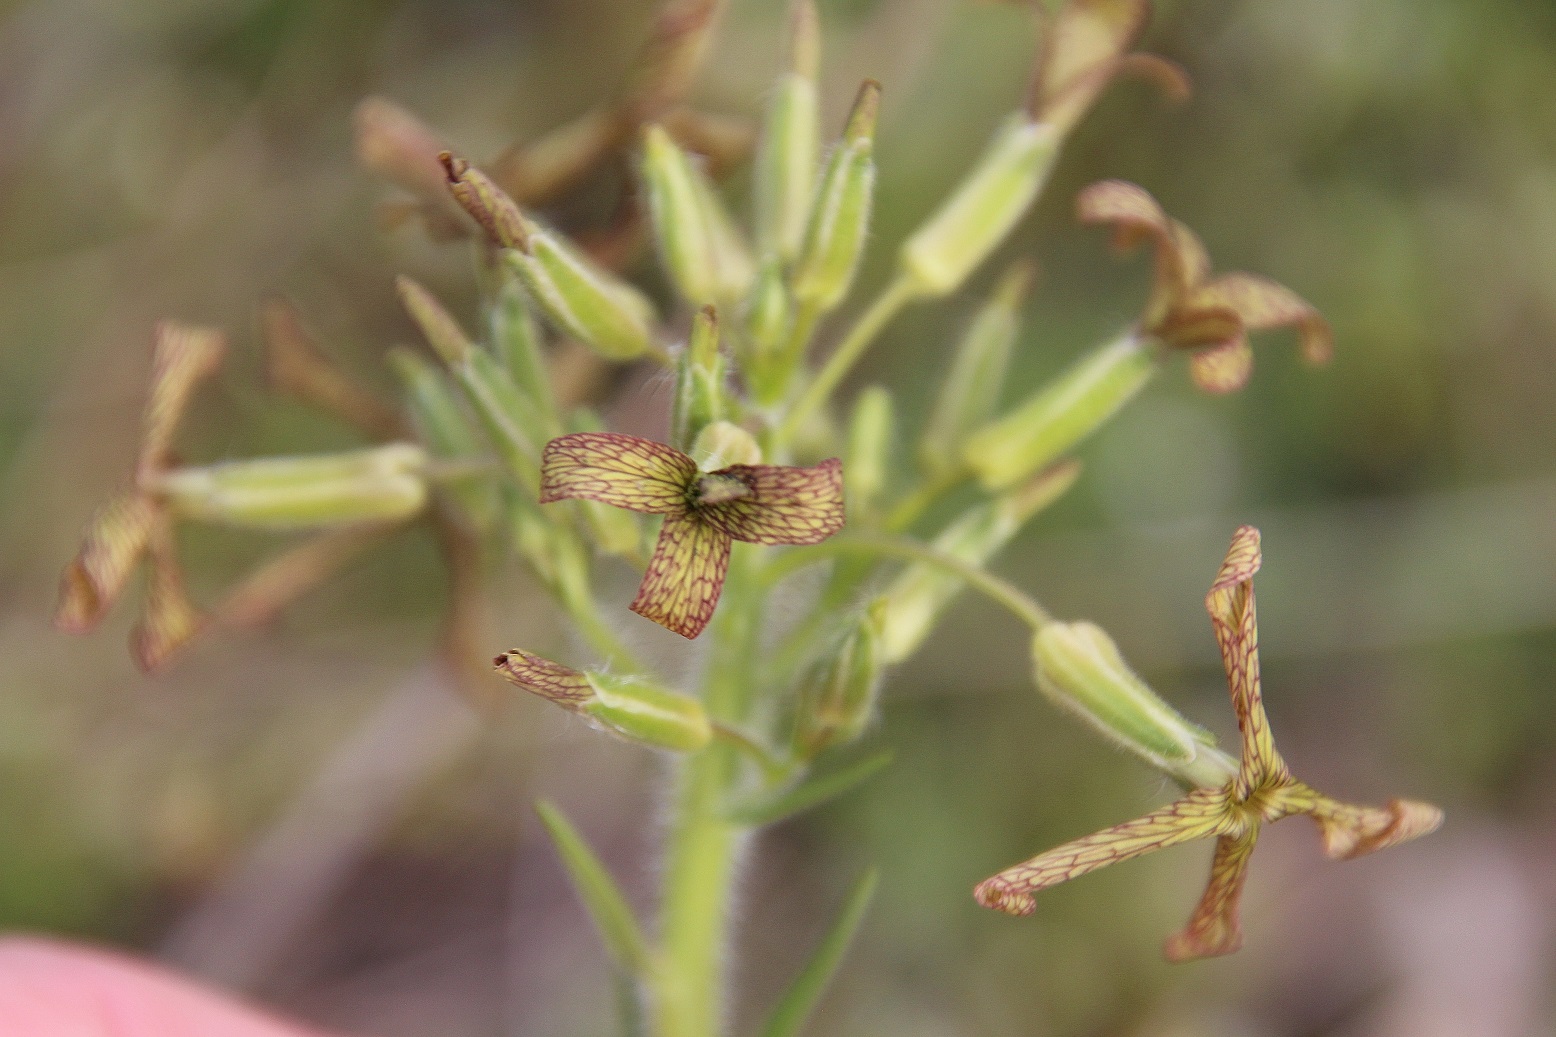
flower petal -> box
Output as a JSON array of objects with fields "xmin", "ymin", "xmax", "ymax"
[
  {"xmin": 631, "ymin": 512, "xmax": 733, "ymax": 638},
  {"xmin": 140, "ymin": 322, "xmax": 226, "ymax": 476},
  {"xmin": 1076, "ymin": 180, "xmax": 1208, "ymax": 322},
  {"xmin": 1204, "ymin": 525, "xmax": 1287, "ymax": 795},
  {"xmin": 130, "ymin": 520, "xmax": 203, "ymax": 673},
  {"xmin": 1190, "ymin": 273, "xmax": 1334, "ymax": 366},
  {"xmin": 540, "ymin": 432, "xmax": 697, "ymax": 514},
  {"xmin": 55, "ymin": 492, "xmax": 158, "ymax": 634},
  {"xmin": 1187, "ymin": 337, "xmax": 1254, "ymax": 394},
  {"xmin": 697, "ymin": 459, "xmax": 846, "ymax": 545},
  {"xmin": 1029, "ymin": 0, "xmax": 1152, "ymax": 131},
  {"xmin": 1163, "ymin": 826, "xmax": 1258, "ymax": 962},
  {"xmin": 973, "ymin": 786, "xmax": 1231, "ymax": 917},
  {"xmin": 1274, "ymin": 785, "xmax": 1445, "ymax": 860},
  {"xmin": 493, "ymin": 648, "xmax": 595, "ymax": 708}
]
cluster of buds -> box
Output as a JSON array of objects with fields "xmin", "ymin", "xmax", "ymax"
[{"xmin": 52, "ymin": 0, "xmax": 1441, "ymax": 985}]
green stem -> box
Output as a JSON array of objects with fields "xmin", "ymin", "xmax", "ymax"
[
  {"xmin": 774, "ymin": 277, "xmax": 918, "ymax": 449},
  {"xmin": 763, "ymin": 533, "xmax": 1053, "ymax": 631},
  {"xmin": 654, "ymin": 548, "xmax": 764, "ymax": 1037},
  {"xmin": 883, "ymin": 469, "xmax": 964, "ymax": 533}
]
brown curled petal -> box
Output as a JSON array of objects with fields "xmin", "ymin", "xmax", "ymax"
[
  {"xmin": 1029, "ymin": 0, "xmax": 1151, "ymax": 124},
  {"xmin": 354, "ymin": 97, "xmax": 456, "ymax": 206},
  {"xmin": 1203, "ymin": 525, "xmax": 1285, "ymax": 794},
  {"xmin": 56, "ymin": 492, "xmax": 157, "ymax": 633},
  {"xmin": 1163, "ymin": 826, "xmax": 1258, "ymax": 962},
  {"xmin": 139, "ymin": 322, "xmax": 226, "ymax": 476},
  {"xmin": 1076, "ymin": 181, "xmax": 1203, "ymax": 318},
  {"xmin": 1191, "ymin": 272, "xmax": 1334, "ymax": 365},
  {"xmin": 631, "ymin": 513, "xmax": 733, "ymax": 638},
  {"xmin": 493, "ymin": 648, "xmax": 595, "ymax": 708},
  {"xmin": 440, "ymin": 152, "xmax": 531, "ymax": 251},
  {"xmin": 540, "ymin": 433, "xmax": 697, "ymax": 514},
  {"xmin": 973, "ymin": 787, "xmax": 1232, "ymax": 916},
  {"xmin": 1188, "ymin": 337, "xmax": 1254, "ymax": 395},
  {"xmin": 698, "ymin": 459, "xmax": 845, "ymax": 546},
  {"xmin": 1293, "ymin": 791, "xmax": 1445, "ymax": 861},
  {"xmin": 1155, "ymin": 303, "xmax": 1242, "ymax": 350},
  {"xmin": 130, "ymin": 521, "xmax": 204, "ymax": 673}
]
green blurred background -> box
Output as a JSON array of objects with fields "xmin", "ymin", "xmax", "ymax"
[{"xmin": 2, "ymin": 0, "xmax": 1554, "ymax": 1034}]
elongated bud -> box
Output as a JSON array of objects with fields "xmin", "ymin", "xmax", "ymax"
[
  {"xmin": 583, "ymin": 672, "xmax": 713, "ymax": 752},
  {"xmin": 494, "ymin": 650, "xmax": 711, "ymax": 752},
  {"xmin": 503, "ymin": 227, "xmax": 657, "ymax": 362},
  {"xmin": 156, "ymin": 444, "xmax": 429, "ymax": 530},
  {"xmin": 879, "ymin": 460, "xmax": 1079, "ymax": 664},
  {"xmin": 964, "ymin": 331, "xmax": 1154, "ymax": 491},
  {"xmin": 396, "ymin": 276, "xmax": 472, "ymax": 365},
  {"xmin": 845, "ymin": 386, "xmax": 893, "ymax": 517},
  {"xmin": 899, "ymin": 116, "xmax": 1059, "ymax": 297},
  {"xmin": 1033, "ymin": 622, "xmax": 1221, "ymax": 775},
  {"xmin": 567, "ymin": 408, "xmax": 645, "ymax": 558},
  {"xmin": 671, "ymin": 306, "xmax": 725, "ymax": 451},
  {"xmin": 690, "ymin": 419, "xmax": 761, "ymax": 471},
  {"xmin": 440, "ymin": 152, "xmax": 529, "ymax": 250},
  {"xmin": 491, "ymin": 276, "xmax": 561, "ymax": 437},
  {"xmin": 919, "ymin": 261, "xmax": 1033, "ymax": 476},
  {"xmin": 753, "ymin": 1, "xmax": 821, "ymax": 261},
  {"xmin": 389, "ymin": 348, "xmax": 499, "ymax": 529},
  {"xmin": 791, "ymin": 81, "xmax": 879, "ymax": 314},
  {"xmin": 744, "ymin": 259, "xmax": 794, "ymax": 406},
  {"xmin": 642, "ymin": 124, "xmax": 719, "ymax": 303},
  {"xmin": 793, "ymin": 598, "xmax": 887, "ymax": 758}
]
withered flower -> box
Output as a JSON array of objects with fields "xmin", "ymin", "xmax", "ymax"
[
  {"xmin": 1079, "ymin": 180, "xmax": 1334, "ymax": 393},
  {"xmin": 975, "ymin": 525, "xmax": 1441, "ymax": 961},
  {"xmin": 540, "ymin": 432, "xmax": 844, "ymax": 638}
]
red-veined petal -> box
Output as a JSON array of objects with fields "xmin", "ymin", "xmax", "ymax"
[
  {"xmin": 493, "ymin": 648, "xmax": 594, "ymax": 708},
  {"xmin": 698, "ymin": 459, "xmax": 845, "ymax": 545},
  {"xmin": 139, "ymin": 322, "xmax": 225, "ymax": 476},
  {"xmin": 1205, "ymin": 525, "xmax": 1287, "ymax": 795},
  {"xmin": 55, "ymin": 492, "xmax": 157, "ymax": 634},
  {"xmin": 630, "ymin": 513, "xmax": 733, "ymax": 638},
  {"xmin": 1190, "ymin": 272, "xmax": 1334, "ymax": 366},
  {"xmin": 540, "ymin": 432, "xmax": 696, "ymax": 514},
  {"xmin": 1163, "ymin": 826, "xmax": 1258, "ymax": 962}
]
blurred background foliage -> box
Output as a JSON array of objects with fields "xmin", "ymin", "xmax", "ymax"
[{"xmin": 2, "ymin": 0, "xmax": 1555, "ymax": 1035}]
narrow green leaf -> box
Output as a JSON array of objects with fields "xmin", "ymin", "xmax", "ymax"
[
  {"xmin": 535, "ymin": 800, "xmax": 655, "ymax": 978},
  {"xmin": 759, "ymin": 869, "xmax": 879, "ymax": 1037},
  {"xmin": 725, "ymin": 751, "xmax": 892, "ymax": 827}
]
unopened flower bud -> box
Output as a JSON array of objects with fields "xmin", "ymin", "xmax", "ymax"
[
  {"xmin": 490, "ymin": 276, "xmax": 561, "ymax": 438},
  {"xmin": 964, "ymin": 332, "xmax": 1154, "ymax": 491},
  {"xmin": 791, "ymin": 81, "xmax": 879, "ymax": 314},
  {"xmin": 494, "ymin": 649, "xmax": 711, "ymax": 753},
  {"xmin": 753, "ymin": 0, "xmax": 821, "ymax": 262},
  {"xmin": 793, "ymin": 598, "xmax": 887, "ymax": 757},
  {"xmin": 1033, "ymin": 621, "xmax": 1218, "ymax": 773},
  {"xmin": 690, "ymin": 420, "xmax": 761, "ymax": 471},
  {"xmin": 899, "ymin": 117, "xmax": 1059, "ymax": 297},
  {"xmin": 744, "ymin": 259, "xmax": 794, "ymax": 407},
  {"xmin": 397, "ymin": 275, "xmax": 473, "ymax": 365},
  {"xmin": 440, "ymin": 152, "xmax": 529, "ymax": 250},
  {"xmin": 389, "ymin": 348, "xmax": 499, "ymax": 529},
  {"xmin": 919, "ymin": 261, "xmax": 1032, "ymax": 476},
  {"xmin": 671, "ymin": 306, "xmax": 725, "ymax": 451},
  {"xmin": 845, "ymin": 386, "xmax": 893, "ymax": 516},
  {"xmin": 502, "ymin": 225, "xmax": 658, "ymax": 361},
  {"xmin": 879, "ymin": 460, "xmax": 1078, "ymax": 664},
  {"xmin": 643, "ymin": 124, "xmax": 720, "ymax": 303},
  {"xmin": 156, "ymin": 444, "xmax": 429, "ymax": 530}
]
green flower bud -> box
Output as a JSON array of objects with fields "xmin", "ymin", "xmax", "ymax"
[
  {"xmin": 793, "ymin": 598, "xmax": 887, "ymax": 758},
  {"xmin": 964, "ymin": 332, "xmax": 1155, "ymax": 492},
  {"xmin": 583, "ymin": 672, "xmax": 713, "ymax": 753},
  {"xmin": 490, "ymin": 275, "xmax": 561, "ymax": 438},
  {"xmin": 744, "ymin": 258, "xmax": 794, "ymax": 407},
  {"xmin": 919, "ymin": 261, "xmax": 1032, "ymax": 477},
  {"xmin": 503, "ymin": 225, "xmax": 657, "ymax": 362},
  {"xmin": 845, "ymin": 386, "xmax": 893, "ymax": 517},
  {"xmin": 690, "ymin": 162, "xmax": 756, "ymax": 300},
  {"xmin": 396, "ymin": 275, "xmax": 472, "ymax": 366},
  {"xmin": 1032, "ymin": 621, "xmax": 1222, "ymax": 777},
  {"xmin": 157, "ymin": 444, "xmax": 428, "ymax": 530},
  {"xmin": 690, "ymin": 419, "xmax": 762, "ymax": 471},
  {"xmin": 879, "ymin": 460, "xmax": 1078, "ymax": 664},
  {"xmin": 791, "ymin": 80, "xmax": 879, "ymax": 314},
  {"xmin": 388, "ymin": 347, "xmax": 499, "ymax": 529},
  {"xmin": 899, "ymin": 116, "xmax": 1059, "ymax": 297},
  {"xmin": 671, "ymin": 306, "xmax": 725, "ymax": 451},
  {"xmin": 643, "ymin": 123, "xmax": 720, "ymax": 304},
  {"xmin": 753, "ymin": 1, "xmax": 821, "ymax": 262}
]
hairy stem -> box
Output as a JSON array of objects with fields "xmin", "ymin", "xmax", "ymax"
[{"xmin": 654, "ymin": 548, "xmax": 764, "ymax": 1037}]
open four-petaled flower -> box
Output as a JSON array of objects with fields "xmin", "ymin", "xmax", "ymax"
[
  {"xmin": 974, "ymin": 525, "xmax": 1442, "ymax": 961},
  {"xmin": 1079, "ymin": 180, "xmax": 1335, "ymax": 394},
  {"xmin": 540, "ymin": 432, "xmax": 845, "ymax": 638}
]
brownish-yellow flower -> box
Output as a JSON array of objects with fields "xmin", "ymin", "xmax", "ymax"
[{"xmin": 975, "ymin": 525, "xmax": 1442, "ymax": 961}]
